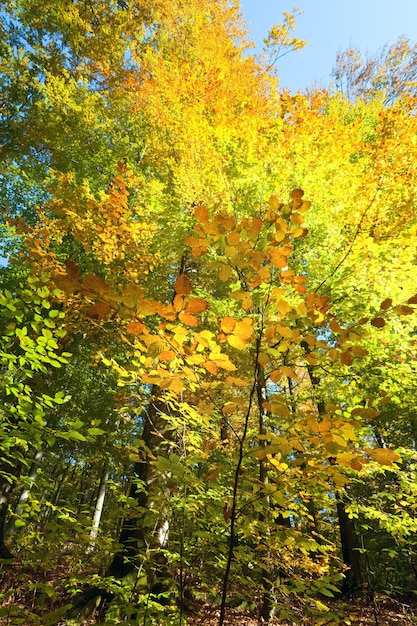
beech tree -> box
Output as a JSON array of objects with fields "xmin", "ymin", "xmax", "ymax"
[{"xmin": 1, "ymin": 1, "xmax": 417, "ymax": 624}]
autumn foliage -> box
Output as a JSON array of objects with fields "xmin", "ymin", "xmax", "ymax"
[{"xmin": 0, "ymin": 1, "xmax": 417, "ymax": 625}]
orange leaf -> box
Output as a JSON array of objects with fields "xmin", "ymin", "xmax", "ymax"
[
  {"xmin": 228, "ymin": 231, "xmax": 240, "ymax": 245},
  {"xmin": 407, "ymin": 294, "xmax": 417, "ymax": 305},
  {"xmin": 242, "ymin": 297, "xmax": 253, "ymax": 312},
  {"xmin": 203, "ymin": 361, "xmax": 219, "ymax": 375},
  {"xmin": 194, "ymin": 205, "xmax": 209, "ymax": 223},
  {"xmin": 186, "ymin": 298, "xmax": 208, "ymax": 314},
  {"xmin": 179, "ymin": 312, "xmax": 199, "ymax": 326},
  {"xmin": 269, "ymin": 369, "xmax": 282, "ymax": 383},
  {"xmin": 221, "ymin": 316, "xmax": 236, "ymax": 334},
  {"xmin": 126, "ymin": 321, "xmax": 145, "ymax": 335},
  {"xmin": 329, "ymin": 320, "xmax": 341, "ymax": 333},
  {"xmin": 175, "ymin": 274, "xmax": 193, "ymax": 296},
  {"xmin": 269, "ymin": 250, "xmax": 288, "ymax": 268},
  {"xmin": 368, "ymin": 447, "xmax": 400, "ymax": 466},
  {"xmin": 173, "ymin": 294, "xmax": 185, "ymax": 312},
  {"xmin": 169, "ymin": 379, "xmax": 184, "ymax": 394},
  {"xmin": 234, "ymin": 319, "xmax": 253, "ymax": 340},
  {"xmin": 158, "ymin": 350, "xmax": 176, "ymax": 361}
]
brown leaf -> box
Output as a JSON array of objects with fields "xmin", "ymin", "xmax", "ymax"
[
  {"xmin": 371, "ymin": 317, "xmax": 386, "ymax": 328},
  {"xmin": 83, "ymin": 273, "xmax": 110, "ymax": 295},
  {"xmin": 65, "ymin": 259, "xmax": 80, "ymax": 281},
  {"xmin": 85, "ymin": 302, "xmax": 112, "ymax": 319},
  {"xmin": 175, "ymin": 273, "xmax": 193, "ymax": 296}
]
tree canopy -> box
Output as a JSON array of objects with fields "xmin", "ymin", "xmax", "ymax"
[{"xmin": 0, "ymin": 2, "xmax": 417, "ymax": 624}]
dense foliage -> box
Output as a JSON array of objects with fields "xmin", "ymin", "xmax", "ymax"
[{"xmin": 0, "ymin": 1, "xmax": 416, "ymax": 624}]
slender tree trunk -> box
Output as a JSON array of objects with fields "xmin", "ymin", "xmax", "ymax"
[
  {"xmin": 0, "ymin": 453, "xmax": 23, "ymax": 558},
  {"xmin": 89, "ymin": 461, "xmax": 109, "ymax": 545},
  {"xmin": 256, "ymin": 364, "xmax": 275, "ymax": 623},
  {"xmin": 0, "ymin": 476, "xmax": 14, "ymax": 559},
  {"xmin": 7, "ymin": 449, "xmax": 44, "ymax": 535},
  {"xmin": 301, "ymin": 340, "xmax": 363, "ymax": 595}
]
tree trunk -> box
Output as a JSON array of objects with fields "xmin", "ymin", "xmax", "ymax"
[
  {"xmin": 107, "ymin": 393, "xmax": 173, "ymax": 587},
  {"xmin": 337, "ymin": 498, "xmax": 363, "ymax": 595},
  {"xmin": 256, "ymin": 364, "xmax": 275, "ymax": 623},
  {"xmin": 89, "ymin": 461, "xmax": 109, "ymax": 545},
  {"xmin": 0, "ymin": 476, "xmax": 14, "ymax": 559},
  {"xmin": 7, "ymin": 449, "xmax": 44, "ymax": 535}
]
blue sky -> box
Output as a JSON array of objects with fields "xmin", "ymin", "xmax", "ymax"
[{"xmin": 239, "ymin": 0, "xmax": 417, "ymax": 91}]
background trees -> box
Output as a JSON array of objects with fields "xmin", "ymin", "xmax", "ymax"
[{"xmin": 0, "ymin": 1, "xmax": 416, "ymax": 624}]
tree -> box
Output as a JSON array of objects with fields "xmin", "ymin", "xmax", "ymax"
[{"xmin": 1, "ymin": 1, "xmax": 417, "ymax": 623}]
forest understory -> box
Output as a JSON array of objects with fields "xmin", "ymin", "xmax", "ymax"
[{"xmin": 1, "ymin": 557, "xmax": 417, "ymax": 625}]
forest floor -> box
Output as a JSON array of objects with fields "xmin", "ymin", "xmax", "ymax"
[
  {"xmin": 186, "ymin": 596, "xmax": 417, "ymax": 625},
  {"xmin": 1, "ymin": 559, "xmax": 417, "ymax": 625}
]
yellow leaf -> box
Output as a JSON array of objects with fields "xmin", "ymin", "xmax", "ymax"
[
  {"xmin": 270, "ymin": 401, "xmax": 290, "ymax": 418},
  {"xmin": 351, "ymin": 346, "xmax": 368, "ymax": 357},
  {"xmin": 227, "ymin": 334, "xmax": 246, "ymax": 350},
  {"xmin": 136, "ymin": 299, "xmax": 159, "ymax": 315},
  {"xmin": 219, "ymin": 265, "xmax": 232, "ymax": 281},
  {"xmin": 269, "ymin": 195, "xmax": 280, "ymax": 211},
  {"xmin": 257, "ymin": 352, "xmax": 269, "ymax": 367},
  {"xmin": 175, "ymin": 274, "xmax": 193, "ymax": 296},
  {"xmin": 225, "ymin": 376, "xmax": 247, "ymax": 387},
  {"xmin": 173, "ymin": 294, "xmax": 185, "ymax": 312},
  {"xmin": 212, "ymin": 354, "xmax": 236, "ymax": 371},
  {"xmin": 276, "ymin": 300, "xmax": 291, "ymax": 316},
  {"xmin": 281, "ymin": 366, "xmax": 297, "ymax": 379}
]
